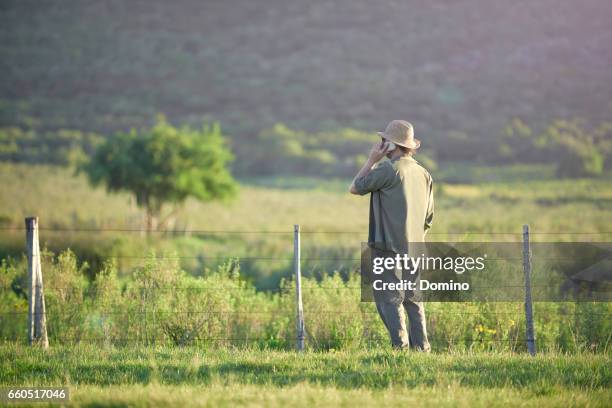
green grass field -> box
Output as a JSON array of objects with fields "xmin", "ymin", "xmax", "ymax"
[
  {"xmin": 1, "ymin": 163, "xmax": 611, "ymax": 406},
  {"xmin": 1, "ymin": 345, "xmax": 610, "ymax": 407}
]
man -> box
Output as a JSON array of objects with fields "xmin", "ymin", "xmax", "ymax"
[{"xmin": 349, "ymin": 120, "xmax": 434, "ymax": 351}]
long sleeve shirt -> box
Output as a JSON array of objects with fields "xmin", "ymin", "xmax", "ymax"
[{"xmin": 354, "ymin": 155, "xmax": 434, "ymax": 256}]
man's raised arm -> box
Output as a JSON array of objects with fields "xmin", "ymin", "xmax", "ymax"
[{"xmin": 349, "ymin": 142, "xmax": 388, "ymax": 194}]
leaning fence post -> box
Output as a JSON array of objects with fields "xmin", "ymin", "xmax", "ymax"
[
  {"xmin": 522, "ymin": 224, "xmax": 536, "ymax": 356},
  {"xmin": 294, "ymin": 224, "xmax": 305, "ymax": 351},
  {"xmin": 26, "ymin": 217, "xmax": 48, "ymax": 349}
]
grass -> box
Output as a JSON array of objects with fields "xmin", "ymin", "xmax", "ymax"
[
  {"xmin": 0, "ymin": 162, "xmax": 611, "ymax": 287},
  {"xmin": 0, "ymin": 345, "xmax": 610, "ymax": 406},
  {"xmin": 50, "ymin": 384, "xmax": 612, "ymax": 407},
  {"xmin": 1, "ymin": 162, "xmax": 610, "ymax": 236}
]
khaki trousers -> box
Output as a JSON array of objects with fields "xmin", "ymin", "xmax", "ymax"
[
  {"xmin": 375, "ymin": 294, "xmax": 431, "ymax": 351},
  {"xmin": 371, "ymin": 253, "xmax": 431, "ymax": 351}
]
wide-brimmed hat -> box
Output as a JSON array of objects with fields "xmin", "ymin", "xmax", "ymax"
[{"xmin": 377, "ymin": 120, "xmax": 421, "ymax": 149}]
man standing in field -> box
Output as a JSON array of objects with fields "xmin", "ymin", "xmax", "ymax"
[{"xmin": 349, "ymin": 120, "xmax": 434, "ymax": 351}]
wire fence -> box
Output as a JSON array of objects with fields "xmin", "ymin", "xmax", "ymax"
[
  {"xmin": 1, "ymin": 226, "xmax": 611, "ymax": 235},
  {"xmin": 0, "ymin": 224, "xmax": 610, "ymax": 350}
]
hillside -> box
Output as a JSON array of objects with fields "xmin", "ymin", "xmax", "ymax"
[{"xmin": 1, "ymin": 0, "xmax": 612, "ymax": 160}]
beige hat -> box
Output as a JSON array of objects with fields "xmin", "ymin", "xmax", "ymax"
[{"xmin": 377, "ymin": 120, "xmax": 421, "ymax": 149}]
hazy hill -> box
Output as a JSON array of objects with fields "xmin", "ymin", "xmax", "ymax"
[{"xmin": 1, "ymin": 0, "xmax": 611, "ymax": 160}]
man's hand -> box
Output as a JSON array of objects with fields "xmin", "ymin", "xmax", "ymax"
[
  {"xmin": 368, "ymin": 141, "xmax": 387, "ymax": 164},
  {"xmin": 349, "ymin": 141, "xmax": 387, "ymax": 194}
]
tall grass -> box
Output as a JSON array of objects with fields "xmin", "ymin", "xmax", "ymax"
[{"xmin": 1, "ymin": 250, "xmax": 609, "ymax": 352}]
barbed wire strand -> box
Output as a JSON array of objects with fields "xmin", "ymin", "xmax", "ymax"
[{"xmin": 0, "ymin": 226, "xmax": 611, "ymax": 235}]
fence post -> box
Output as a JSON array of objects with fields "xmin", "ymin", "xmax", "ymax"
[
  {"xmin": 25, "ymin": 217, "xmax": 48, "ymax": 349},
  {"xmin": 294, "ymin": 224, "xmax": 305, "ymax": 351},
  {"xmin": 522, "ymin": 224, "xmax": 536, "ymax": 356}
]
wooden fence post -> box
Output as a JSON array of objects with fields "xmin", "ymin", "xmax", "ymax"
[
  {"xmin": 26, "ymin": 217, "xmax": 48, "ymax": 348},
  {"xmin": 522, "ymin": 224, "xmax": 536, "ymax": 356},
  {"xmin": 294, "ymin": 224, "xmax": 305, "ymax": 351}
]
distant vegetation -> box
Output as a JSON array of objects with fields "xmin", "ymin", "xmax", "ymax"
[
  {"xmin": 1, "ymin": 0, "xmax": 611, "ymax": 178},
  {"xmin": 500, "ymin": 118, "xmax": 612, "ymax": 177},
  {"xmin": 1, "ymin": 116, "xmax": 611, "ymax": 179},
  {"xmin": 236, "ymin": 123, "xmax": 437, "ymax": 178},
  {"xmin": 1, "ymin": 0, "xmax": 611, "ymax": 164},
  {"xmin": 0, "ymin": 127, "xmax": 102, "ymax": 167}
]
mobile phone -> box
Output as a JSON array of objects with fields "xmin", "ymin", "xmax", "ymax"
[{"xmin": 385, "ymin": 141, "xmax": 396, "ymax": 152}]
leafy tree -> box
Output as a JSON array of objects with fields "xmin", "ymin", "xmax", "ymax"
[{"xmin": 83, "ymin": 116, "xmax": 237, "ymax": 231}]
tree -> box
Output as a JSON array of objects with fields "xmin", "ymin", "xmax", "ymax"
[{"xmin": 83, "ymin": 116, "xmax": 237, "ymax": 232}]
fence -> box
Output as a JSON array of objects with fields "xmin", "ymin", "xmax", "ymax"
[{"xmin": 0, "ymin": 218, "xmax": 610, "ymax": 353}]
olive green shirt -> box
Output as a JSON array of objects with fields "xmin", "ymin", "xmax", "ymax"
[{"xmin": 354, "ymin": 156, "xmax": 434, "ymax": 255}]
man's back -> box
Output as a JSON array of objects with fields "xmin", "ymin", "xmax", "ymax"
[{"xmin": 354, "ymin": 155, "xmax": 434, "ymax": 254}]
